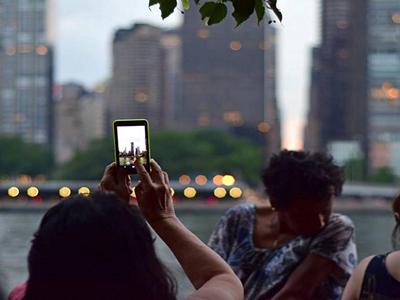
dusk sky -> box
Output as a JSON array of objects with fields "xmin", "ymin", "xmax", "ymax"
[{"xmin": 55, "ymin": 0, "xmax": 319, "ymax": 149}]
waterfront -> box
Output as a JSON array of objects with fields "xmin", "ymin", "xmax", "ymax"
[{"xmin": 0, "ymin": 208, "xmax": 395, "ymax": 298}]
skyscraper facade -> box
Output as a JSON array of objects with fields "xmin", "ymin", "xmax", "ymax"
[
  {"xmin": 305, "ymin": 0, "xmax": 367, "ymax": 156},
  {"xmin": 179, "ymin": 9, "xmax": 281, "ymax": 157},
  {"xmin": 367, "ymin": 0, "xmax": 400, "ymax": 171},
  {"xmin": 0, "ymin": 0, "xmax": 54, "ymax": 144},
  {"xmin": 54, "ymin": 83, "xmax": 106, "ymax": 164},
  {"xmin": 306, "ymin": 0, "xmax": 400, "ymax": 175},
  {"xmin": 108, "ymin": 24, "xmax": 164, "ymax": 129}
]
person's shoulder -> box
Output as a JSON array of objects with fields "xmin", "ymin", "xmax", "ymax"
[
  {"xmin": 328, "ymin": 213, "xmax": 355, "ymax": 230},
  {"xmin": 224, "ymin": 203, "xmax": 256, "ymax": 220}
]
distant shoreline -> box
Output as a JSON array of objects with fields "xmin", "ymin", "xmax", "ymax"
[{"xmin": 0, "ymin": 199, "xmax": 392, "ymax": 214}]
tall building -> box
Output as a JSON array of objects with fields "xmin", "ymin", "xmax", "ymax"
[
  {"xmin": 179, "ymin": 8, "xmax": 281, "ymax": 157},
  {"xmin": 54, "ymin": 83, "xmax": 106, "ymax": 164},
  {"xmin": 306, "ymin": 0, "xmax": 400, "ymax": 174},
  {"xmin": 108, "ymin": 24, "xmax": 165, "ymax": 129},
  {"xmin": 0, "ymin": 0, "xmax": 54, "ymax": 144},
  {"xmin": 367, "ymin": 0, "xmax": 400, "ymax": 171},
  {"xmin": 304, "ymin": 0, "xmax": 367, "ymax": 156}
]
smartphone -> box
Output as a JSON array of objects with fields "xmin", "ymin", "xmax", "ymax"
[{"xmin": 113, "ymin": 119, "xmax": 151, "ymax": 174}]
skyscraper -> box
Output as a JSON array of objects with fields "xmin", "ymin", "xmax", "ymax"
[
  {"xmin": 367, "ymin": 0, "xmax": 400, "ymax": 172},
  {"xmin": 306, "ymin": 0, "xmax": 400, "ymax": 174},
  {"xmin": 304, "ymin": 0, "xmax": 367, "ymax": 155},
  {"xmin": 179, "ymin": 8, "xmax": 281, "ymax": 157},
  {"xmin": 0, "ymin": 0, "xmax": 54, "ymax": 144},
  {"xmin": 54, "ymin": 83, "xmax": 106, "ymax": 164},
  {"xmin": 108, "ymin": 24, "xmax": 164, "ymax": 129}
]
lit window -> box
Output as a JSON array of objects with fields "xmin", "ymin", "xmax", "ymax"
[
  {"xmin": 392, "ymin": 12, "xmax": 400, "ymax": 24},
  {"xmin": 258, "ymin": 122, "xmax": 271, "ymax": 133},
  {"xmin": 335, "ymin": 20, "xmax": 348, "ymax": 29},
  {"xmin": 197, "ymin": 29, "xmax": 209, "ymax": 39},
  {"xmin": 229, "ymin": 41, "xmax": 242, "ymax": 51},
  {"xmin": 36, "ymin": 45, "xmax": 48, "ymax": 55},
  {"xmin": 135, "ymin": 92, "xmax": 149, "ymax": 102}
]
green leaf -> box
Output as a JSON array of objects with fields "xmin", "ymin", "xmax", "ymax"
[
  {"xmin": 182, "ymin": 0, "xmax": 190, "ymax": 10},
  {"xmin": 199, "ymin": 2, "xmax": 216, "ymax": 20},
  {"xmin": 208, "ymin": 3, "xmax": 227, "ymax": 25},
  {"xmin": 254, "ymin": 0, "xmax": 265, "ymax": 24},
  {"xmin": 199, "ymin": 2, "xmax": 228, "ymax": 25},
  {"xmin": 149, "ymin": 0, "xmax": 159, "ymax": 6},
  {"xmin": 272, "ymin": 6, "xmax": 282, "ymax": 22},
  {"xmin": 194, "ymin": 0, "xmax": 200, "ymax": 4},
  {"xmin": 232, "ymin": 0, "xmax": 255, "ymax": 26},
  {"xmin": 160, "ymin": 0, "xmax": 177, "ymax": 19},
  {"xmin": 267, "ymin": 0, "xmax": 282, "ymax": 22}
]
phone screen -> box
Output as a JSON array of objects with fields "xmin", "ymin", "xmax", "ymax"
[{"xmin": 114, "ymin": 120, "xmax": 150, "ymax": 174}]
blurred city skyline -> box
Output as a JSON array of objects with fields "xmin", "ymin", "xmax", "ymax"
[{"xmin": 54, "ymin": 0, "xmax": 319, "ymax": 149}]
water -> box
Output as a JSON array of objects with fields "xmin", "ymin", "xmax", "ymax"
[{"xmin": 0, "ymin": 210, "xmax": 395, "ymax": 298}]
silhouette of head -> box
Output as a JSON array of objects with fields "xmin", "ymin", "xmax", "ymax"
[
  {"xmin": 25, "ymin": 192, "xmax": 176, "ymax": 300},
  {"xmin": 262, "ymin": 150, "xmax": 345, "ymax": 235}
]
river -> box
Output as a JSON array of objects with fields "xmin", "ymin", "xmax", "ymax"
[{"xmin": 0, "ymin": 209, "xmax": 395, "ymax": 298}]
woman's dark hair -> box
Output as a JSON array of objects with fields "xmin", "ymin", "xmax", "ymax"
[
  {"xmin": 262, "ymin": 150, "xmax": 345, "ymax": 210},
  {"xmin": 24, "ymin": 192, "xmax": 176, "ymax": 300}
]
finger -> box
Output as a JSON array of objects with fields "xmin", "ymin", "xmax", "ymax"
[
  {"xmin": 150, "ymin": 159, "xmax": 165, "ymax": 184},
  {"xmin": 116, "ymin": 166, "xmax": 128, "ymax": 184},
  {"xmin": 104, "ymin": 162, "xmax": 116, "ymax": 176},
  {"xmin": 134, "ymin": 160, "xmax": 152, "ymax": 185},
  {"xmin": 163, "ymin": 171, "xmax": 170, "ymax": 186}
]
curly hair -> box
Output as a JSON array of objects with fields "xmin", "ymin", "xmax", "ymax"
[{"xmin": 262, "ymin": 150, "xmax": 345, "ymax": 210}]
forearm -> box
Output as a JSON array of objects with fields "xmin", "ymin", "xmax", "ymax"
[{"xmin": 149, "ymin": 216, "xmax": 237, "ymax": 289}]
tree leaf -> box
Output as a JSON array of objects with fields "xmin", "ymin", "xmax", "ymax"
[
  {"xmin": 149, "ymin": 0, "xmax": 159, "ymax": 7},
  {"xmin": 272, "ymin": 6, "xmax": 282, "ymax": 22},
  {"xmin": 254, "ymin": 0, "xmax": 265, "ymax": 24},
  {"xmin": 199, "ymin": 2, "xmax": 216, "ymax": 20},
  {"xmin": 182, "ymin": 0, "xmax": 190, "ymax": 10},
  {"xmin": 160, "ymin": 0, "xmax": 177, "ymax": 19},
  {"xmin": 232, "ymin": 0, "xmax": 255, "ymax": 26},
  {"xmin": 208, "ymin": 3, "xmax": 227, "ymax": 25},
  {"xmin": 267, "ymin": 0, "xmax": 282, "ymax": 22},
  {"xmin": 200, "ymin": 2, "xmax": 228, "ymax": 25}
]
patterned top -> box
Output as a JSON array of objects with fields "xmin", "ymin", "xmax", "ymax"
[{"xmin": 208, "ymin": 204, "xmax": 357, "ymax": 300}]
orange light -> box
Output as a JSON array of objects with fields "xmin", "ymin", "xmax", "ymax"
[
  {"xmin": 184, "ymin": 187, "xmax": 197, "ymax": 198},
  {"xmin": 387, "ymin": 88, "xmax": 399, "ymax": 100},
  {"xmin": 229, "ymin": 41, "xmax": 242, "ymax": 51},
  {"xmin": 258, "ymin": 122, "xmax": 271, "ymax": 133},
  {"xmin": 222, "ymin": 175, "xmax": 235, "ymax": 186},
  {"xmin": 8, "ymin": 187, "xmax": 20, "ymax": 198},
  {"xmin": 392, "ymin": 12, "xmax": 400, "ymax": 24},
  {"xmin": 5, "ymin": 47, "xmax": 16, "ymax": 56},
  {"xmin": 195, "ymin": 175, "xmax": 207, "ymax": 186},
  {"xmin": 135, "ymin": 92, "xmax": 148, "ymax": 102},
  {"xmin": 213, "ymin": 175, "xmax": 223, "ymax": 186},
  {"xmin": 197, "ymin": 29, "xmax": 210, "ymax": 39},
  {"xmin": 78, "ymin": 187, "xmax": 90, "ymax": 195},
  {"xmin": 59, "ymin": 187, "xmax": 71, "ymax": 198},
  {"xmin": 229, "ymin": 187, "xmax": 243, "ymax": 199},
  {"xmin": 27, "ymin": 186, "xmax": 39, "ymax": 198},
  {"xmin": 36, "ymin": 45, "xmax": 48, "ymax": 55},
  {"xmin": 179, "ymin": 175, "xmax": 191, "ymax": 185},
  {"xmin": 336, "ymin": 20, "xmax": 348, "ymax": 29},
  {"xmin": 214, "ymin": 187, "xmax": 227, "ymax": 198}
]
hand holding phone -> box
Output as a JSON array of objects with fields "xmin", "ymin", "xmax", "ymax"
[{"xmin": 113, "ymin": 119, "xmax": 151, "ymax": 174}]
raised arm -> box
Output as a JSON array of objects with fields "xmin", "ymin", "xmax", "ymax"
[
  {"xmin": 100, "ymin": 160, "xmax": 243, "ymax": 300},
  {"xmin": 134, "ymin": 160, "xmax": 243, "ymax": 300}
]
